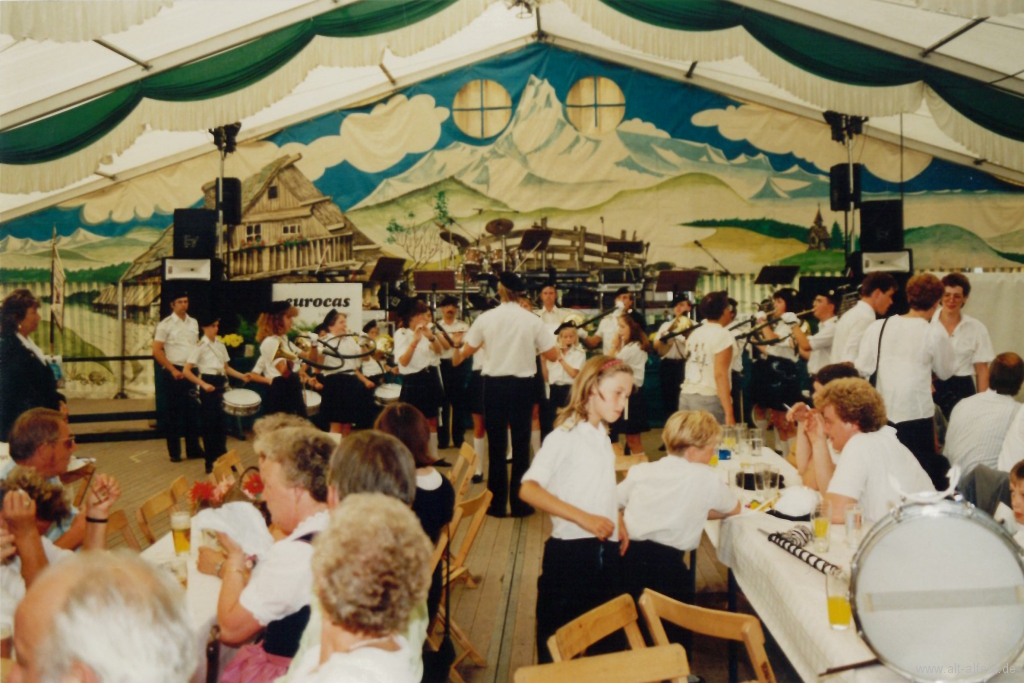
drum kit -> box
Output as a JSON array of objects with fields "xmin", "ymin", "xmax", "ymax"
[{"xmin": 441, "ymin": 217, "xmax": 520, "ymax": 283}]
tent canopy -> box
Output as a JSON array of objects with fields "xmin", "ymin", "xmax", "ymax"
[{"xmin": 2, "ymin": 0, "xmax": 1023, "ymax": 222}]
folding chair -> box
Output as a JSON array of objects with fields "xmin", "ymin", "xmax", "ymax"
[
  {"xmin": 214, "ymin": 450, "xmax": 243, "ymax": 475},
  {"xmin": 106, "ymin": 509, "xmax": 142, "ymax": 551},
  {"xmin": 448, "ymin": 443, "xmax": 479, "ymax": 505},
  {"xmin": 638, "ymin": 588, "xmax": 776, "ymax": 683},
  {"xmin": 514, "ymin": 644, "xmax": 688, "ymax": 683},
  {"xmin": 60, "ymin": 461, "xmax": 96, "ymax": 508},
  {"xmin": 169, "ymin": 475, "xmax": 190, "ymax": 511},
  {"xmin": 135, "ymin": 488, "xmax": 180, "ymax": 545},
  {"xmin": 548, "ymin": 593, "xmax": 647, "ymax": 662}
]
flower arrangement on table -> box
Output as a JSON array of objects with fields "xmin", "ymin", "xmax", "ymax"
[{"xmin": 189, "ymin": 472, "xmax": 264, "ymax": 510}]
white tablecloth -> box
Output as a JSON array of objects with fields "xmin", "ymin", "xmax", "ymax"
[
  {"xmin": 140, "ymin": 524, "xmax": 238, "ymax": 683},
  {"xmin": 715, "ymin": 508, "xmax": 1024, "ymax": 682}
]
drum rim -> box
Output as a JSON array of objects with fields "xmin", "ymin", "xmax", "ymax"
[
  {"xmin": 850, "ymin": 499, "xmax": 1024, "ymax": 683},
  {"xmin": 223, "ymin": 388, "xmax": 260, "ymax": 403}
]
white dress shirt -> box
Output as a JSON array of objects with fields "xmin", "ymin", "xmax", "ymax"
[
  {"xmin": 1, "ymin": 536, "xmax": 72, "ymax": 626},
  {"xmin": 828, "ymin": 426, "xmax": 935, "ymax": 523},
  {"xmin": 655, "ymin": 319, "xmax": 687, "ymax": 361},
  {"xmin": 596, "ymin": 311, "xmax": 623, "ymax": 356},
  {"xmin": 617, "ymin": 456, "xmax": 737, "ymax": 552},
  {"xmin": 258, "ymin": 336, "xmax": 299, "ymax": 380},
  {"xmin": 546, "ymin": 347, "xmax": 586, "ymax": 386},
  {"xmin": 930, "ymin": 312, "xmax": 995, "ymax": 378},
  {"xmin": 319, "ymin": 334, "xmax": 361, "ymax": 375},
  {"xmin": 855, "ymin": 316, "xmax": 955, "ymax": 422},
  {"xmin": 154, "ymin": 313, "xmax": 199, "ymax": 365},
  {"xmin": 537, "ymin": 306, "xmax": 570, "ymax": 331},
  {"xmin": 765, "ymin": 321, "xmax": 798, "ymax": 362},
  {"xmin": 393, "ymin": 328, "xmax": 439, "ymax": 375},
  {"xmin": 186, "ymin": 337, "xmax": 229, "ymax": 375},
  {"xmin": 681, "ymin": 323, "xmax": 734, "ymax": 397},
  {"xmin": 998, "ymin": 407, "xmax": 1024, "ymax": 472},
  {"xmin": 437, "ymin": 319, "xmax": 469, "ymax": 361},
  {"xmin": 471, "ymin": 343, "xmax": 488, "ymax": 372},
  {"xmin": 463, "ymin": 303, "xmax": 554, "ymax": 378},
  {"xmin": 807, "ymin": 316, "xmax": 837, "ymax": 375},
  {"xmin": 17, "ymin": 332, "xmax": 47, "ymax": 365},
  {"xmin": 289, "ymin": 636, "xmax": 417, "ymax": 683},
  {"xmin": 239, "ymin": 510, "xmax": 329, "ymax": 626},
  {"xmin": 616, "ymin": 342, "xmax": 647, "ymax": 388},
  {"xmin": 831, "ymin": 300, "xmax": 876, "ymax": 365},
  {"xmin": 523, "ymin": 420, "xmax": 619, "ymax": 541},
  {"xmin": 944, "ymin": 390, "xmax": 1022, "ymax": 474}
]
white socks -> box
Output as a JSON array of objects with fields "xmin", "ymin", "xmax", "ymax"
[
  {"xmin": 429, "ymin": 432, "xmax": 439, "ymax": 461},
  {"xmin": 530, "ymin": 429, "xmax": 541, "ymax": 456},
  {"xmin": 473, "ymin": 437, "xmax": 485, "ymax": 475}
]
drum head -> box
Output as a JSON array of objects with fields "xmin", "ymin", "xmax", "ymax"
[
  {"xmin": 852, "ymin": 502, "xmax": 1024, "ymax": 682},
  {"xmin": 223, "ymin": 389, "xmax": 260, "ymax": 406}
]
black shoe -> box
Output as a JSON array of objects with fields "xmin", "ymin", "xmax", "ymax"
[
  {"xmin": 487, "ymin": 506, "xmax": 507, "ymax": 518},
  {"xmin": 434, "ymin": 459, "xmax": 452, "ymax": 468},
  {"xmin": 471, "ymin": 474, "xmax": 484, "ymax": 484},
  {"xmin": 510, "ymin": 504, "xmax": 535, "ymax": 518},
  {"xmin": 186, "ymin": 452, "xmax": 205, "ymax": 460},
  {"xmin": 170, "ymin": 456, "xmax": 183, "ymax": 463}
]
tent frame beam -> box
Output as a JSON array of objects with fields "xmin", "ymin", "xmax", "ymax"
[{"xmin": 921, "ymin": 17, "xmax": 987, "ymax": 58}]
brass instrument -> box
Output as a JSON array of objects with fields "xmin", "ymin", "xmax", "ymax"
[
  {"xmin": 562, "ymin": 312, "xmax": 585, "ymax": 328},
  {"xmin": 651, "ymin": 315, "xmax": 693, "ymax": 344},
  {"xmin": 577, "ymin": 305, "xmax": 620, "ymax": 330},
  {"xmin": 375, "ymin": 334, "xmax": 394, "ymax": 356}
]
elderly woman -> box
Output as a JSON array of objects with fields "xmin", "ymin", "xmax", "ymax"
[
  {"xmin": 375, "ymin": 402, "xmax": 454, "ymax": 621},
  {"xmin": 0, "ymin": 289, "xmax": 66, "ymax": 441},
  {"xmin": 292, "ymin": 493, "xmax": 431, "ymax": 683},
  {"xmin": 197, "ymin": 426, "xmax": 332, "ymax": 682}
]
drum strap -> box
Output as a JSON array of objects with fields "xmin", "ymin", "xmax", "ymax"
[{"xmin": 861, "ymin": 585, "xmax": 1024, "ymax": 612}]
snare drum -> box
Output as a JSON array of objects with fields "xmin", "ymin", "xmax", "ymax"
[
  {"xmin": 374, "ymin": 384, "xmax": 401, "ymax": 407},
  {"xmin": 851, "ymin": 499, "xmax": 1024, "ymax": 682},
  {"xmin": 222, "ymin": 389, "xmax": 261, "ymax": 417},
  {"xmin": 464, "ymin": 248, "xmax": 482, "ymax": 265},
  {"xmin": 304, "ymin": 390, "xmax": 322, "ymax": 417}
]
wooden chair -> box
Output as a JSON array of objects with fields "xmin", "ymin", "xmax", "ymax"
[
  {"xmin": 210, "ymin": 461, "xmax": 235, "ymax": 484},
  {"xmin": 106, "ymin": 509, "xmax": 142, "ymax": 551},
  {"xmin": 135, "ymin": 489, "xmax": 180, "ymax": 545},
  {"xmin": 638, "ymin": 589, "xmax": 776, "ymax": 683},
  {"xmin": 448, "ymin": 443, "xmax": 478, "ymax": 505},
  {"xmin": 548, "ymin": 593, "xmax": 647, "ymax": 663},
  {"xmin": 446, "ymin": 488, "xmax": 491, "ymax": 589},
  {"xmin": 514, "ymin": 644, "xmax": 689, "ymax": 683},
  {"xmin": 169, "ymin": 475, "xmax": 190, "ymax": 511},
  {"xmin": 215, "ymin": 450, "xmax": 243, "ymax": 475},
  {"xmin": 60, "ymin": 461, "xmax": 96, "ymax": 508}
]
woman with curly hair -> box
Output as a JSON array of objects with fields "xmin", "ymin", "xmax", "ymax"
[
  {"xmin": 197, "ymin": 425, "xmax": 332, "ymax": 682},
  {"xmin": 252, "ymin": 301, "xmax": 308, "ymax": 417},
  {"xmin": 293, "ymin": 493, "xmax": 432, "ymax": 683}
]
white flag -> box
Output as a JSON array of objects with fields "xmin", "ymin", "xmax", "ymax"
[{"xmin": 51, "ymin": 237, "xmax": 66, "ymax": 331}]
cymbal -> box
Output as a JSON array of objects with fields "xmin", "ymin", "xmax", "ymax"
[
  {"xmin": 485, "ymin": 218, "xmax": 514, "ymax": 236},
  {"xmin": 439, "ymin": 231, "xmax": 470, "ymax": 249}
]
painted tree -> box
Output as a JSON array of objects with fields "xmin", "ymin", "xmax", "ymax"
[
  {"xmin": 830, "ymin": 221, "xmax": 844, "ymax": 250},
  {"xmin": 384, "ymin": 190, "xmax": 451, "ymax": 271}
]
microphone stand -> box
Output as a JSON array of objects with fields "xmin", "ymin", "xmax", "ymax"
[{"xmin": 694, "ymin": 240, "xmax": 731, "ymax": 276}]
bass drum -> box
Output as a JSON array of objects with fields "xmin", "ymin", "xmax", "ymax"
[
  {"xmin": 223, "ymin": 389, "xmax": 261, "ymax": 417},
  {"xmin": 304, "ymin": 389, "xmax": 322, "ymax": 417},
  {"xmin": 851, "ymin": 499, "xmax": 1024, "ymax": 682},
  {"xmin": 374, "ymin": 384, "xmax": 401, "ymax": 407}
]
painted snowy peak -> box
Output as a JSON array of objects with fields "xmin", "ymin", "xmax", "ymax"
[{"xmin": 355, "ymin": 75, "xmax": 811, "ymax": 213}]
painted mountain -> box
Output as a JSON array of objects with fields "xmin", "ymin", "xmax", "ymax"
[{"xmin": 0, "ymin": 227, "xmax": 162, "ymax": 271}]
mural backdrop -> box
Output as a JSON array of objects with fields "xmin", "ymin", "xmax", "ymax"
[{"xmin": 3, "ymin": 44, "xmax": 1023, "ymax": 397}]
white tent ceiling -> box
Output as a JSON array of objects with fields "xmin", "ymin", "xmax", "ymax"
[{"xmin": 1, "ymin": 0, "xmax": 1023, "ymax": 223}]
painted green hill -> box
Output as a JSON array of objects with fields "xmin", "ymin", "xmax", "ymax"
[
  {"xmin": 687, "ymin": 217, "xmax": 808, "ymax": 242},
  {"xmin": 347, "ymin": 177, "xmax": 510, "ymax": 229},
  {"xmin": 776, "ymin": 250, "xmax": 846, "ymax": 271},
  {"xmin": 905, "ymin": 224, "xmax": 1021, "ymax": 268},
  {"xmin": 988, "ymin": 228, "xmax": 1024, "ymax": 254},
  {"xmin": 30, "ymin": 320, "xmax": 112, "ymax": 373}
]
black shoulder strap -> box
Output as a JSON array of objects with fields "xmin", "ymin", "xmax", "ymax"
[
  {"xmin": 295, "ymin": 531, "xmax": 318, "ymax": 544},
  {"xmin": 869, "ymin": 317, "xmax": 891, "ymax": 388}
]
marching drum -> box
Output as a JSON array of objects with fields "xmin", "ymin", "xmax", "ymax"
[
  {"xmin": 374, "ymin": 384, "xmax": 401, "ymax": 407},
  {"xmin": 304, "ymin": 389, "xmax": 322, "ymax": 417},
  {"xmin": 222, "ymin": 389, "xmax": 261, "ymax": 417},
  {"xmin": 851, "ymin": 499, "xmax": 1024, "ymax": 682}
]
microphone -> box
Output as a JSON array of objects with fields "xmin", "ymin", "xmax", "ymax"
[{"xmin": 694, "ymin": 240, "xmax": 704, "ymax": 248}]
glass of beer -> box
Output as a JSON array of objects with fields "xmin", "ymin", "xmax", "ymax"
[
  {"xmin": 812, "ymin": 499, "xmax": 831, "ymax": 553},
  {"xmin": 171, "ymin": 510, "xmax": 191, "ymax": 555},
  {"xmin": 826, "ymin": 569, "xmax": 852, "ymax": 630}
]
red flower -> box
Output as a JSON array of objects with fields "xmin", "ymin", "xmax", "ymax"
[
  {"xmin": 189, "ymin": 481, "xmax": 217, "ymax": 505},
  {"xmin": 242, "ymin": 473, "xmax": 264, "ymax": 497}
]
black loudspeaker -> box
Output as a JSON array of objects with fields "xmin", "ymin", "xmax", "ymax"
[
  {"xmin": 173, "ymin": 209, "xmax": 217, "ymax": 259},
  {"xmin": 216, "ymin": 178, "xmax": 242, "ymax": 226},
  {"xmin": 830, "ymin": 163, "xmax": 862, "ymax": 211},
  {"xmin": 159, "ymin": 260, "xmax": 223, "ymax": 321},
  {"xmin": 860, "ymin": 199, "xmax": 904, "ymax": 252}
]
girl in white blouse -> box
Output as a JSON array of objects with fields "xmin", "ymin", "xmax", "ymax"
[
  {"xmin": 252, "ymin": 302, "xmax": 307, "ymax": 417},
  {"xmin": 316, "ymin": 310, "xmax": 375, "ymax": 436},
  {"xmin": 394, "ymin": 300, "xmax": 446, "ymax": 460},
  {"xmin": 609, "ymin": 313, "xmax": 650, "ymax": 457},
  {"xmin": 541, "ymin": 322, "xmax": 586, "ymax": 435},
  {"xmin": 520, "ymin": 356, "xmax": 634, "ymax": 663}
]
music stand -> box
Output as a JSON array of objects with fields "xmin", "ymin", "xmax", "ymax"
[
  {"xmin": 369, "ymin": 257, "xmax": 406, "ymax": 318},
  {"xmin": 517, "ymin": 229, "xmax": 553, "ymax": 270},
  {"xmin": 655, "ymin": 270, "xmax": 701, "ymax": 294},
  {"xmin": 605, "ymin": 239, "xmax": 645, "ymax": 255},
  {"xmin": 754, "ymin": 265, "xmax": 800, "ymax": 286},
  {"xmin": 412, "ymin": 270, "xmax": 457, "ymax": 293}
]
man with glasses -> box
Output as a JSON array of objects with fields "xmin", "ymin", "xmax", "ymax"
[{"xmin": 2, "ymin": 408, "xmax": 85, "ymax": 549}]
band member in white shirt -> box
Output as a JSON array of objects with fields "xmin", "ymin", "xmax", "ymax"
[
  {"xmin": 541, "ymin": 322, "xmax": 586, "ymax": 437},
  {"xmin": 252, "ymin": 301, "xmax": 307, "ymax": 417},
  {"xmin": 610, "ymin": 314, "xmax": 650, "ymax": 456},
  {"xmin": 653, "ymin": 295, "xmax": 691, "ymax": 423},
  {"xmin": 456, "ymin": 272, "xmax": 557, "ymax": 517},
  {"xmin": 183, "ymin": 314, "xmax": 250, "ymax": 473},
  {"xmin": 536, "ymin": 283, "xmax": 569, "ymax": 331},
  {"xmin": 518, "ymin": 296, "xmax": 546, "ymax": 455},
  {"xmin": 751, "ymin": 288, "xmax": 803, "ymax": 447},
  {"xmin": 679, "ymin": 292, "xmax": 735, "ymax": 425},
  {"xmin": 394, "ymin": 300, "xmax": 446, "ymax": 460},
  {"xmin": 856, "ymin": 274, "xmax": 955, "ymax": 488},
  {"xmin": 316, "ymin": 310, "xmax": 375, "ymax": 436},
  {"xmin": 831, "ymin": 272, "xmax": 897, "ymax": 364},
  {"xmin": 584, "ymin": 287, "xmax": 645, "ymax": 355},
  {"xmin": 792, "ymin": 289, "xmax": 838, "ymax": 378},
  {"xmin": 436, "ymin": 296, "xmax": 470, "ymax": 450},
  {"xmin": 931, "ymin": 272, "xmax": 995, "ymax": 419},
  {"xmin": 153, "ymin": 292, "xmax": 202, "ymax": 463}
]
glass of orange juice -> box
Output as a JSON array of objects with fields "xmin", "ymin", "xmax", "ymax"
[
  {"xmin": 812, "ymin": 500, "xmax": 831, "ymax": 553},
  {"xmin": 171, "ymin": 511, "xmax": 191, "ymax": 555},
  {"xmin": 826, "ymin": 569, "xmax": 852, "ymax": 630}
]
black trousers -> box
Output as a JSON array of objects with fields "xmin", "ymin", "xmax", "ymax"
[
  {"xmin": 543, "ymin": 384, "xmax": 572, "ymax": 438},
  {"xmin": 438, "ymin": 359, "xmax": 469, "ymax": 448},
  {"xmin": 483, "ymin": 375, "xmax": 534, "ymax": 515},
  {"xmin": 893, "ymin": 417, "xmax": 950, "ymax": 489},
  {"xmin": 536, "ymin": 538, "xmax": 624, "ymax": 664},
  {"xmin": 198, "ymin": 374, "xmax": 227, "ymax": 468},
  {"xmin": 623, "ymin": 539, "xmax": 695, "ymax": 652},
  {"xmin": 660, "ymin": 358, "xmax": 684, "ymax": 422},
  {"xmin": 264, "ymin": 374, "xmax": 306, "ymax": 418},
  {"xmin": 163, "ymin": 366, "xmax": 202, "ymax": 461},
  {"xmin": 934, "ymin": 375, "xmax": 976, "ymax": 421}
]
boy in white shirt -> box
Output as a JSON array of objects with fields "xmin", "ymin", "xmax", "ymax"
[{"xmin": 618, "ymin": 411, "xmax": 739, "ymax": 645}]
